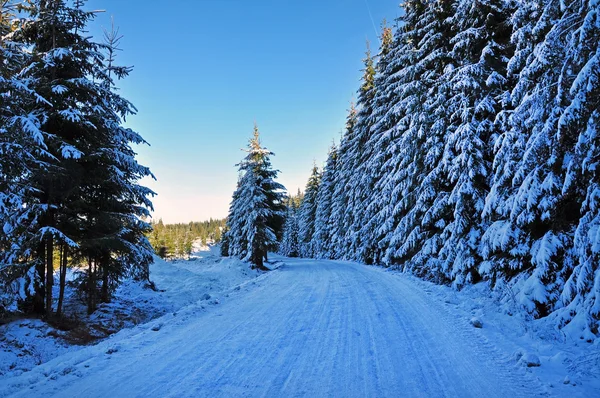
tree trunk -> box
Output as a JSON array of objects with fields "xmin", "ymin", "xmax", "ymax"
[
  {"xmin": 87, "ymin": 257, "xmax": 96, "ymax": 314},
  {"xmin": 56, "ymin": 244, "xmax": 67, "ymax": 317},
  {"xmin": 251, "ymin": 247, "xmax": 269, "ymax": 271},
  {"xmin": 45, "ymin": 234, "xmax": 53, "ymax": 316},
  {"xmin": 101, "ymin": 260, "xmax": 110, "ymax": 303},
  {"xmin": 33, "ymin": 242, "xmax": 46, "ymax": 314}
]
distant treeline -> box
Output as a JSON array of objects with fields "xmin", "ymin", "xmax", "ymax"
[{"xmin": 148, "ymin": 219, "xmax": 226, "ymax": 259}]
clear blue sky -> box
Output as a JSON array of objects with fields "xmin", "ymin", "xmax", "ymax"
[{"xmin": 86, "ymin": 0, "xmax": 402, "ymax": 223}]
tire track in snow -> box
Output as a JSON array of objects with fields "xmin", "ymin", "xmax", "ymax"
[
  {"xmin": 0, "ymin": 257, "xmax": 552, "ymax": 397},
  {"xmin": 387, "ymin": 272, "xmax": 550, "ymax": 397}
]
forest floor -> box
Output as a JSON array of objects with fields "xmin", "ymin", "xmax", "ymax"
[{"xmin": 0, "ymin": 254, "xmax": 598, "ymax": 397}]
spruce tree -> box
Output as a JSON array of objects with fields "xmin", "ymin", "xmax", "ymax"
[
  {"xmin": 560, "ymin": 0, "xmax": 600, "ymax": 338},
  {"xmin": 298, "ymin": 163, "xmax": 321, "ymax": 257},
  {"xmin": 432, "ymin": 0, "xmax": 514, "ymax": 286},
  {"xmin": 1, "ymin": 0, "xmax": 154, "ymax": 316},
  {"xmin": 15, "ymin": 0, "xmax": 96, "ymax": 315},
  {"xmin": 0, "ymin": 0, "xmax": 48, "ymax": 313},
  {"xmin": 72, "ymin": 20, "xmax": 155, "ymax": 313},
  {"xmin": 225, "ymin": 125, "xmax": 286, "ymax": 269},
  {"xmin": 385, "ymin": 0, "xmax": 454, "ymax": 281},
  {"xmin": 354, "ymin": 22, "xmax": 395, "ymax": 264},
  {"xmin": 370, "ymin": 0, "xmax": 442, "ymax": 270},
  {"xmin": 279, "ymin": 196, "xmax": 301, "ymax": 258},
  {"xmin": 329, "ymin": 104, "xmax": 357, "ymax": 258},
  {"xmin": 345, "ymin": 44, "xmax": 376, "ymax": 261},
  {"xmin": 312, "ymin": 143, "xmax": 338, "ymax": 259},
  {"xmin": 482, "ymin": 0, "xmax": 568, "ymax": 317}
]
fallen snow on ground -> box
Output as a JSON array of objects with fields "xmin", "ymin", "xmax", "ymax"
[
  {"xmin": 0, "ymin": 244, "xmax": 259, "ymax": 379},
  {"xmin": 1, "ymin": 255, "xmax": 598, "ymax": 397},
  {"xmin": 387, "ymin": 270, "xmax": 600, "ymax": 397}
]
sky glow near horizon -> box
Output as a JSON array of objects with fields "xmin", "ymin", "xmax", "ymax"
[{"xmin": 86, "ymin": 0, "xmax": 401, "ymax": 223}]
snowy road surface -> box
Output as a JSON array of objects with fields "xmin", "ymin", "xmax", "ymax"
[{"xmin": 0, "ymin": 257, "xmax": 547, "ymax": 397}]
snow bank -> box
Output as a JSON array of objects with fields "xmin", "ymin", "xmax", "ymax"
[
  {"xmin": 0, "ymin": 245, "xmax": 259, "ymax": 378},
  {"xmin": 387, "ymin": 270, "xmax": 600, "ymax": 396}
]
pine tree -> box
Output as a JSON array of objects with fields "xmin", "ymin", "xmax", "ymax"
[
  {"xmin": 368, "ymin": 0, "xmax": 442, "ymax": 270},
  {"xmin": 383, "ymin": 0, "xmax": 455, "ymax": 281},
  {"xmin": 11, "ymin": 0, "xmax": 95, "ymax": 315},
  {"xmin": 345, "ymin": 43, "xmax": 376, "ymax": 261},
  {"xmin": 0, "ymin": 0, "xmax": 154, "ymax": 316},
  {"xmin": 225, "ymin": 125, "xmax": 286, "ymax": 269},
  {"xmin": 482, "ymin": 0, "xmax": 568, "ymax": 317},
  {"xmin": 354, "ymin": 21, "xmax": 396, "ymax": 264},
  {"xmin": 0, "ymin": 0, "xmax": 48, "ymax": 314},
  {"xmin": 312, "ymin": 143, "xmax": 338, "ymax": 259},
  {"xmin": 279, "ymin": 195, "xmax": 301, "ymax": 258},
  {"xmin": 523, "ymin": 0, "xmax": 600, "ymax": 337},
  {"xmin": 298, "ymin": 164, "xmax": 321, "ymax": 257},
  {"xmin": 73, "ymin": 20, "xmax": 155, "ymax": 313},
  {"xmin": 558, "ymin": 0, "xmax": 600, "ymax": 339},
  {"xmin": 329, "ymin": 104, "xmax": 357, "ymax": 258},
  {"xmin": 431, "ymin": 0, "xmax": 514, "ymax": 286},
  {"xmin": 480, "ymin": 0, "xmax": 545, "ymax": 282}
]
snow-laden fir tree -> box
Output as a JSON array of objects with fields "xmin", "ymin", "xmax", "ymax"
[
  {"xmin": 381, "ymin": 0, "xmax": 455, "ymax": 282},
  {"xmin": 0, "ymin": 0, "xmax": 49, "ymax": 314},
  {"xmin": 69, "ymin": 20, "xmax": 155, "ymax": 314},
  {"xmin": 223, "ymin": 179, "xmax": 244, "ymax": 258},
  {"xmin": 353, "ymin": 22, "xmax": 395, "ymax": 264},
  {"xmin": 491, "ymin": 0, "xmax": 600, "ymax": 338},
  {"xmin": 329, "ymin": 104, "xmax": 357, "ymax": 258},
  {"xmin": 343, "ymin": 44, "xmax": 376, "ymax": 260},
  {"xmin": 225, "ymin": 125, "xmax": 286, "ymax": 269},
  {"xmin": 559, "ymin": 0, "xmax": 600, "ymax": 339},
  {"xmin": 298, "ymin": 163, "xmax": 320, "ymax": 257},
  {"xmin": 481, "ymin": 0, "xmax": 568, "ymax": 319},
  {"xmin": 480, "ymin": 0, "xmax": 546, "ymax": 282},
  {"xmin": 434, "ymin": 0, "xmax": 514, "ymax": 286},
  {"xmin": 1, "ymin": 0, "xmax": 154, "ymax": 317},
  {"xmin": 11, "ymin": 0, "xmax": 109, "ymax": 315},
  {"xmin": 279, "ymin": 193, "xmax": 302, "ymax": 258},
  {"xmin": 363, "ymin": 0, "xmax": 450, "ymax": 272},
  {"xmin": 312, "ymin": 143, "xmax": 338, "ymax": 259}
]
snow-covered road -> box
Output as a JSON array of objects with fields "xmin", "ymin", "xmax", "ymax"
[{"xmin": 1, "ymin": 257, "xmax": 548, "ymax": 397}]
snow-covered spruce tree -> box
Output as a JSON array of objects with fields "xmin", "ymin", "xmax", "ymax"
[
  {"xmin": 431, "ymin": 0, "xmax": 514, "ymax": 286},
  {"xmin": 13, "ymin": 0, "xmax": 102, "ymax": 315},
  {"xmin": 371, "ymin": 3, "xmax": 426, "ymax": 269},
  {"xmin": 344, "ymin": 44, "xmax": 376, "ymax": 261},
  {"xmin": 359, "ymin": 0, "xmax": 451, "ymax": 274},
  {"xmin": 3, "ymin": 0, "xmax": 155, "ymax": 316},
  {"xmin": 504, "ymin": 0, "xmax": 600, "ymax": 338},
  {"xmin": 0, "ymin": 0, "xmax": 49, "ymax": 315},
  {"xmin": 481, "ymin": 0, "xmax": 570, "ymax": 319},
  {"xmin": 353, "ymin": 21, "xmax": 395, "ymax": 265},
  {"xmin": 312, "ymin": 143, "xmax": 338, "ymax": 259},
  {"xmin": 298, "ymin": 163, "xmax": 321, "ymax": 257},
  {"xmin": 225, "ymin": 125, "xmax": 286, "ymax": 269},
  {"xmin": 329, "ymin": 104, "xmax": 357, "ymax": 258},
  {"xmin": 560, "ymin": 0, "xmax": 600, "ymax": 339},
  {"xmin": 381, "ymin": 0, "xmax": 455, "ymax": 281},
  {"xmin": 480, "ymin": 0, "xmax": 548, "ymax": 284},
  {"xmin": 69, "ymin": 20, "xmax": 155, "ymax": 314},
  {"xmin": 477, "ymin": 0, "xmax": 600, "ymax": 337},
  {"xmin": 279, "ymin": 195, "xmax": 301, "ymax": 258},
  {"xmin": 224, "ymin": 178, "xmax": 245, "ymax": 258}
]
